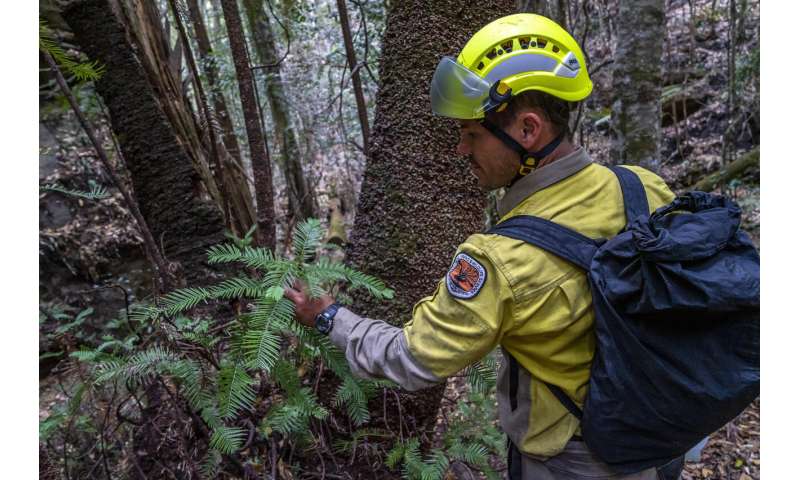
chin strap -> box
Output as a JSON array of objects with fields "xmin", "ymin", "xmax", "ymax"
[{"xmin": 479, "ymin": 118, "xmax": 564, "ymax": 186}]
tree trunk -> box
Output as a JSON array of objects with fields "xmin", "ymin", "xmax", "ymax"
[
  {"xmin": 220, "ymin": 0, "xmax": 277, "ymax": 250},
  {"xmin": 168, "ymin": 0, "xmax": 257, "ymax": 237},
  {"xmin": 335, "ymin": 0, "xmax": 371, "ymax": 152},
  {"xmin": 62, "ymin": 0, "xmax": 227, "ymax": 285},
  {"xmin": 346, "ymin": 0, "xmax": 514, "ymax": 433},
  {"xmin": 243, "ymin": 0, "xmax": 317, "ymax": 222},
  {"xmin": 517, "ymin": 0, "xmax": 551, "ymax": 15},
  {"xmin": 186, "ymin": 0, "xmax": 245, "ymax": 168},
  {"xmin": 609, "ymin": 0, "xmax": 666, "ymax": 173}
]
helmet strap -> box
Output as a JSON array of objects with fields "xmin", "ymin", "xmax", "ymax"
[{"xmin": 479, "ymin": 118, "xmax": 565, "ymax": 186}]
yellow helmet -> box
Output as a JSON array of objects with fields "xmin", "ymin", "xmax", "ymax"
[{"xmin": 431, "ymin": 13, "xmax": 593, "ymax": 119}]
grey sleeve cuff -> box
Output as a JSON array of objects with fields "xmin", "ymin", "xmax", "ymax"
[{"xmin": 328, "ymin": 307, "xmax": 442, "ymax": 391}]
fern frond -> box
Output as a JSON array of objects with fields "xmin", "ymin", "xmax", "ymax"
[
  {"xmin": 385, "ymin": 441, "xmax": 406, "ymax": 469},
  {"xmin": 209, "ymin": 426, "xmax": 245, "ymax": 454},
  {"xmin": 265, "ymin": 403, "xmax": 306, "ymax": 436},
  {"xmin": 94, "ymin": 347, "xmax": 176, "ymax": 385},
  {"xmin": 206, "ymin": 244, "xmax": 245, "ymax": 264},
  {"xmin": 209, "ymin": 277, "xmax": 264, "ymax": 299},
  {"xmin": 39, "ymin": 20, "xmax": 105, "ymax": 81},
  {"xmin": 270, "ymin": 359, "xmax": 301, "ymax": 394},
  {"xmin": 40, "ymin": 182, "xmax": 109, "ymax": 200},
  {"xmin": 307, "ymin": 258, "xmax": 394, "ymax": 299},
  {"xmin": 420, "ymin": 450, "xmax": 449, "ymax": 480},
  {"xmin": 447, "ymin": 440, "xmax": 489, "ymax": 467},
  {"xmin": 465, "ymin": 359, "xmax": 496, "ymax": 395},
  {"xmin": 200, "ymin": 449, "xmax": 222, "ymax": 480},
  {"xmin": 261, "ymin": 260, "xmax": 299, "ymax": 289},
  {"xmin": 217, "ymin": 363, "xmax": 256, "ymax": 419},
  {"xmin": 129, "ymin": 303, "xmax": 161, "ymax": 325},
  {"xmin": 292, "ymin": 218, "xmax": 325, "ymax": 264},
  {"xmin": 334, "ymin": 375, "xmax": 370, "ymax": 425},
  {"xmin": 241, "ymin": 298, "xmax": 292, "ymax": 371},
  {"xmin": 159, "ymin": 287, "xmax": 213, "ymax": 315}
]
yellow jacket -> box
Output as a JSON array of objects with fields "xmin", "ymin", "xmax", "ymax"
[{"xmin": 330, "ymin": 148, "xmax": 675, "ymax": 458}]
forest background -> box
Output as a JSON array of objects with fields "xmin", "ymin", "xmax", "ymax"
[{"xmin": 17, "ymin": 0, "xmax": 784, "ymax": 478}]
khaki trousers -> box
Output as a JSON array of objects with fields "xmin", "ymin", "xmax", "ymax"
[{"xmin": 508, "ymin": 441, "xmax": 683, "ymax": 480}]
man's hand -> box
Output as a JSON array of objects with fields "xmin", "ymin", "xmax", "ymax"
[{"xmin": 283, "ymin": 281, "xmax": 335, "ymax": 328}]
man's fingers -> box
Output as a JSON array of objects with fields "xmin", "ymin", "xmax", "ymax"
[{"xmin": 283, "ymin": 287, "xmax": 302, "ymax": 303}]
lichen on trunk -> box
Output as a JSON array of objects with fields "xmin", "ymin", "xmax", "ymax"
[{"xmin": 346, "ymin": 0, "xmax": 515, "ymax": 433}]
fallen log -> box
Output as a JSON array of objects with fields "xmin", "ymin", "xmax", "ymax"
[{"xmin": 690, "ymin": 147, "xmax": 759, "ymax": 192}]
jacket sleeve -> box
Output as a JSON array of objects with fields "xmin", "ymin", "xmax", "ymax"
[{"xmin": 328, "ymin": 235, "xmax": 513, "ymax": 390}]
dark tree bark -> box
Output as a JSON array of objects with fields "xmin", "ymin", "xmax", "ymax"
[
  {"xmin": 517, "ymin": 0, "xmax": 552, "ymax": 15},
  {"xmin": 43, "ymin": 49, "xmax": 175, "ymax": 292},
  {"xmin": 243, "ymin": 0, "xmax": 317, "ymax": 222},
  {"xmin": 609, "ymin": 0, "xmax": 666, "ymax": 173},
  {"xmin": 168, "ymin": 0, "xmax": 256, "ymax": 236},
  {"xmin": 220, "ymin": 0, "xmax": 277, "ymax": 250},
  {"xmin": 186, "ymin": 0, "xmax": 244, "ymax": 167},
  {"xmin": 335, "ymin": 0, "xmax": 371, "ymax": 152},
  {"xmin": 62, "ymin": 0, "xmax": 227, "ymax": 285},
  {"xmin": 346, "ymin": 0, "xmax": 515, "ymax": 432}
]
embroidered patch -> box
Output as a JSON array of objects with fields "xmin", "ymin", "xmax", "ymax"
[{"xmin": 446, "ymin": 253, "xmax": 487, "ymax": 299}]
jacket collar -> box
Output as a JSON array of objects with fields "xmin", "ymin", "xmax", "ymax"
[{"xmin": 496, "ymin": 147, "xmax": 593, "ymax": 219}]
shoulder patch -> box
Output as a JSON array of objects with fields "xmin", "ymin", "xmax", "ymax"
[{"xmin": 446, "ymin": 253, "xmax": 487, "ymax": 299}]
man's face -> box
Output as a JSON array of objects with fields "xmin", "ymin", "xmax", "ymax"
[{"xmin": 456, "ymin": 120, "xmax": 520, "ymax": 190}]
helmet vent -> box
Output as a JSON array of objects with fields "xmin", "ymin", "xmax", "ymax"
[
  {"xmin": 486, "ymin": 50, "xmax": 497, "ymax": 60},
  {"xmin": 477, "ymin": 61, "xmax": 485, "ymax": 71},
  {"xmin": 536, "ymin": 39, "xmax": 547, "ymax": 48},
  {"xmin": 501, "ymin": 41, "xmax": 513, "ymax": 53},
  {"xmin": 519, "ymin": 37, "xmax": 531, "ymax": 49},
  {"xmin": 552, "ymin": 45, "xmax": 560, "ymax": 53}
]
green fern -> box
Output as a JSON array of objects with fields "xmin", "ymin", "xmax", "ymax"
[
  {"xmin": 39, "ymin": 19, "xmax": 105, "ymax": 81},
  {"xmin": 159, "ymin": 287, "xmax": 213, "ymax": 316},
  {"xmin": 209, "ymin": 277, "xmax": 263, "ymax": 299},
  {"xmin": 209, "ymin": 426, "xmax": 246, "ymax": 454},
  {"xmin": 292, "ymin": 218, "xmax": 325, "ymax": 264},
  {"xmin": 40, "ymin": 182, "xmax": 110, "ymax": 201},
  {"xmin": 465, "ymin": 352, "xmax": 498, "ymax": 395},
  {"xmin": 217, "ymin": 362, "xmax": 256, "ymax": 419}
]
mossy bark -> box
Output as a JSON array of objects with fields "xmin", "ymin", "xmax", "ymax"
[
  {"xmin": 346, "ymin": 0, "xmax": 515, "ymax": 432},
  {"xmin": 610, "ymin": 0, "xmax": 666, "ymax": 173},
  {"xmin": 63, "ymin": 0, "xmax": 227, "ymax": 285}
]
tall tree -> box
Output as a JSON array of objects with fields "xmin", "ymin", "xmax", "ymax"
[
  {"xmin": 335, "ymin": 0, "xmax": 371, "ymax": 152},
  {"xmin": 62, "ymin": 0, "xmax": 228, "ymax": 285},
  {"xmin": 243, "ymin": 0, "xmax": 317, "ymax": 222},
  {"xmin": 346, "ymin": 0, "xmax": 515, "ymax": 431},
  {"xmin": 220, "ymin": 0, "xmax": 277, "ymax": 249},
  {"xmin": 186, "ymin": 0, "xmax": 245, "ymax": 168},
  {"xmin": 609, "ymin": 0, "xmax": 666, "ymax": 172}
]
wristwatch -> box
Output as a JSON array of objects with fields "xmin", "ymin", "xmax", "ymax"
[{"xmin": 314, "ymin": 303, "xmax": 341, "ymax": 335}]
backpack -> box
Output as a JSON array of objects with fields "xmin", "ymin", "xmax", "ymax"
[{"xmin": 489, "ymin": 166, "xmax": 760, "ymax": 474}]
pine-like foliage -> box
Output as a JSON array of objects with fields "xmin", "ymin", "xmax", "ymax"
[
  {"xmin": 39, "ymin": 19, "xmax": 105, "ymax": 81},
  {"xmin": 40, "ymin": 181, "xmax": 109, "ymax": 200},
  {"xmin": 71, "ymin": 219, "xmax": 396, "ymax": 464}
]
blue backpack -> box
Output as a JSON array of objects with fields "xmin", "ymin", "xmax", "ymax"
[{"xmin": 490, "ymin": 166, "xmax": 760, "ymax": 474}]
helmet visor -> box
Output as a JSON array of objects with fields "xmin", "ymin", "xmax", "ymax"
[{"xmin": 430, "ymin": 57, "xmax": 492, "ymax": 119}]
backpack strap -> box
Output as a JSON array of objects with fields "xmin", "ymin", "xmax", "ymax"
[
  {"xmin": 488, "ymin": 215, "xmax": 599, "ymax": 271},
  {"xmin": 609, "ymin": 166, "xmax": 649, "ymax": 224},
  {"xmin": 489, "ymin": 217, "xmax": 597, "ymax": 420}
]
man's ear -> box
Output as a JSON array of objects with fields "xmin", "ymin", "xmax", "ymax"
[{"xmin": 518, "ymin": 111, "xmax": 544, "ymax": 150}]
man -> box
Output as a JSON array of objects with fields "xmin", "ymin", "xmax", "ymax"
[{"xmin": 285, "ymin": 13, "xmax": 678, "ymax": 480}]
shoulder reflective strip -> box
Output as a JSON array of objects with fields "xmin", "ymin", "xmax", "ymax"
[{"xmin": 484, "ymin": 53, "xmax": 559, "ymax": 84}]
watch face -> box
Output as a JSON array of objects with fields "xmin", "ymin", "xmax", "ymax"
[{"xmin": 316, "ymin": 314, "xmax": 332, "ymax": 334}]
